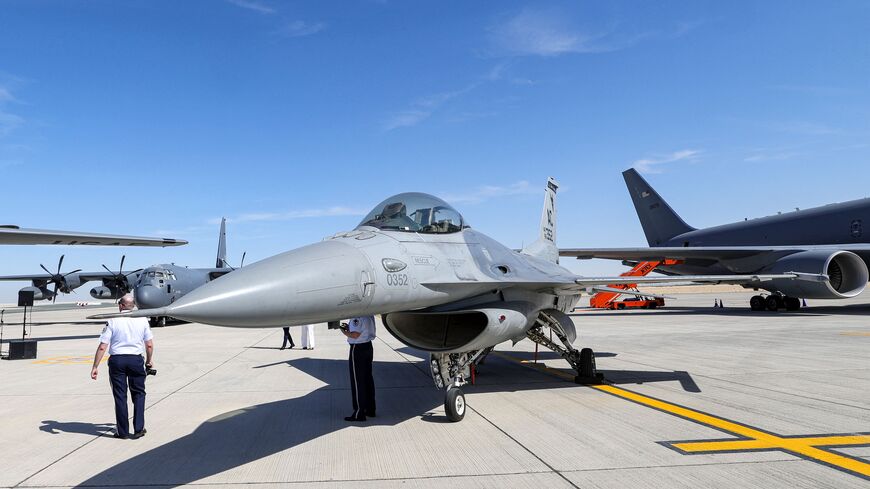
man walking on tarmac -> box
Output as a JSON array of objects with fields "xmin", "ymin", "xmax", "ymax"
[{"xmin": 91, "ymin": 294, "xmax": 154, "ymax": 439}]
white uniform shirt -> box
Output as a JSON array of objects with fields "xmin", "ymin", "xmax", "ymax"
[
  {"xmin": 99, "ymin": 317, "xmax": 153, "ymax": 355},
  {"xmin": 346, "ymin": 316, "xmax": 376, "ymax": 344}
]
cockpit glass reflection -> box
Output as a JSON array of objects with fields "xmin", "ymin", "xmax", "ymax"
[{"xmin": 358, "ymin": 192, "xmax": 467, "ymax": 234}]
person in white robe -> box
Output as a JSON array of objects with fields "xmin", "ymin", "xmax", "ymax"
[{"xmin": 301, "ymin": 324, "xmax": 315, "ymax": 350}]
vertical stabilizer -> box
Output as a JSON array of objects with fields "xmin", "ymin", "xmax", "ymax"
[
  {"xmin": 215, "ymin": 218, "xmax": 228, "ymax": 268},
  {"xmin": 521, "ymin": 177, "xmax": 559, "ymax": 263},
  {"xmin": 623, "ymin": 169, "xmax": 694, "ymax": 246}
]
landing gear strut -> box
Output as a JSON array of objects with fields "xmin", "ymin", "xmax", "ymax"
[
  {"xmin": 429, "ymin": 348, "xmax": 490, "ymax": 422},
  {"xmin": 527, "ymin": 311, "xmax": 603, "ymax": 384}
]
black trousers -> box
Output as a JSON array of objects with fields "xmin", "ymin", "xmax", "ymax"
[
  {"xmin": 349, "ymin": 341, "xmax": 375, "ymax": 418},
  {"xmin": 108, "ymin": 354, "xmax": 147, "ymax": 437},
  {"xmin": 281, "ymin": 327, "xmax": 295, "ymax": 348}
]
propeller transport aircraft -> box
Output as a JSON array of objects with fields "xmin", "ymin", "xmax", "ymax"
[
  {"xmin": 2, "ymin": 219, "xmax": 238, "ymax": 327},
  {"xmin": 561, "ymin": 169, "xmax": 870, "ymax": 311},
  {"xmin": 93, "ymin": 178, "xmax": 827, "ymax": 421}
]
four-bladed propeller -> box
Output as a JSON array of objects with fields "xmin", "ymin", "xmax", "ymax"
[
  {"xmin": 100, "ymin": 255, "xmax": 143, "ymax": 294},
  {"xmin": 39, "ymin": 255, "xmax": 82, "ymax": 302}
]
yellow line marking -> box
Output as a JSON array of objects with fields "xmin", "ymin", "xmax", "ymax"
[
  {"xmin": 32, "ymin": 355, "xmax": 107, "ymax": 365},
  {"xmin": 840, "ymin": 331, "xmax": 870, "ymax": 337},
  {"xmin": 494, "ymin": 351, "xmax": 870, "ymax": 480}
]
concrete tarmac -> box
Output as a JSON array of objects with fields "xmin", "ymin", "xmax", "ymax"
[{"xmin": 0, "ymin": 292, "xmax": 867, "ymax": 488}]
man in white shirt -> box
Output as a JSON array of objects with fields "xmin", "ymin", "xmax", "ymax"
[
  {"xmin": 91, "ymin": 294, "xmax": 154, "ymax": 439},
  {"xmin": 340, "ymin": 315, "xmax": 376, "ymax": 422}
]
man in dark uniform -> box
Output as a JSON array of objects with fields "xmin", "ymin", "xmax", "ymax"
[
  {"xmin": 280, "ymin": 326, "xmax": 295, "ymax": 349},
  {"xmin": 91, "ymin": 294, "xmax": 154, "ymax": 439},
  {"xmin": 340, "ymin": 315, "xmax": 376, "ymax": 422}
]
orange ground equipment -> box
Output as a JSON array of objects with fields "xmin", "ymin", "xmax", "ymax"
[{"xmin": 589, "ymin": 260, "xmax": 680, "ymax": 310}]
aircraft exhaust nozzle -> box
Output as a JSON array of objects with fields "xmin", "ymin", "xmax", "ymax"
[{"xmin": 147, "ymin": 240, "xmax": 375, "ymax": 328}]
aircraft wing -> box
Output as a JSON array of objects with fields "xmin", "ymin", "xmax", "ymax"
[
  {"xmin": 0, "ymin": 271, "xmax": 123, "ymax": 283},
  {"xmin": 559, "ymin": 244, "xmax": 870, "ymax": 261},
  {"xmin": 574, "ymin": 272, "xmax": 826, "ymax": 287},
  {"xmin": 422, "ymin": 271, "xmax": 826, "ymax": 297},
  {"xmin": 0, "ymin": 226, "xmax": 187, "ymax": 246}
]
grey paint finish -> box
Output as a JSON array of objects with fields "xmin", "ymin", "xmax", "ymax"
[{"xmin": 106, "ymin": 180, "xmax": 812, "ymax": 331}]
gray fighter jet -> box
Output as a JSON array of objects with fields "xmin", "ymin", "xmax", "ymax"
[
  {"xmin": 560, "ymin": 169, "xmax": 870, "ymax": 311},
  {"xmin": 97, "ymin": 179, "xmax": 821, "ymax": 421}
]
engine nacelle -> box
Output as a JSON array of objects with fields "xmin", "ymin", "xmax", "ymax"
[
  {"xmin": 763, "ymin": 250, "xmax": 868, "ymax": 299},
  {"xmin": 90, "ymin": 286, "xmax": 124, "ymax": 300},
  {"xmin": 20, "ymin": 286, "xmax": 53, "ymax": 301},
  {"xmin": 58, "ymin": 275, "xmax": 83, "ymax": 294},
  {"xmin": 383, "ymin": 301, "xmax": 539, "ymax": 353}
]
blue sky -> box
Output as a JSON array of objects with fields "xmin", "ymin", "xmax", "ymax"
[{"xmin": 0, "ymin": 0, "xmax": 868, "ymax": 302}]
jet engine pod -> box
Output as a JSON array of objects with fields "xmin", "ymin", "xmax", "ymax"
[
  {"xmin": 20, "ymin": 286, "xmax": 52, "ymax": 301},
  {"xmin": 764, "ymin": 250, "xmax": 868, "ymax": 299},
  {"xmin": 90, "ymin": 286, "xmax": 124, "ymax": 300},
  {"xmin": 383, "ymin": 301, "xmax": 538, "ymax": 353}
]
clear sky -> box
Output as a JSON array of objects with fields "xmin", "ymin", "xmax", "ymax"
[{"xmin": 0, "ymin": 1, "xmax": 868, "ymax": 302}]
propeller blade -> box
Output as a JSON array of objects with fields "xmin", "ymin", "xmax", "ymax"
[
  {"xmin": 40, "ymin": 263, "xmax": 52, "ymax": 276},
  {"xmin": 52, "ymin": 282, "xmax": 58, "ymax": 303},
  {"xmin": 241, "ymin": 252, "xmax": 247, "ymax": 268},
  {"xmin": 57, "ymin": 255, "xmax": 65, "ymax": 275},
  {"xmin": 101, "ymin": 264, "xmax": 114, "ymax": 275},
  {"xmin": 119, "ymin": 255, "xmax": 126, "ymax": 274},
  {"xmin": 64, "ymin": 269, "xmax": 83, "ymax": 277}
]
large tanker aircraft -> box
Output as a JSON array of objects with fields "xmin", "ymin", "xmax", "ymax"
[{"xmin": 560, "ymin": 169, "xmax": 870, "ymax": 311}]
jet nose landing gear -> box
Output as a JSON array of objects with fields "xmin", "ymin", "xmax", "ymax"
[{"xmin": 430, "ymin": 349, "xmax": 490, "ymax": 422}]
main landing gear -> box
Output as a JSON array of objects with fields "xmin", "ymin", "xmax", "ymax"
[
  {"xmin": 428, "ymin": 312, "xmax": 603, "ymax": 423},
  {"xmin": 749, "ymin": 294, "xmax": 801, "ymax": 312},
  {"xmin": 527, "ymin": 311, "xmax": 603, "ymax": 384}
]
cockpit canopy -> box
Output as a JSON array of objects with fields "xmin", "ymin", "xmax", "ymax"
[{"xmin": 358, "ymin": 192, "xmax": 467, "ymax": 234}]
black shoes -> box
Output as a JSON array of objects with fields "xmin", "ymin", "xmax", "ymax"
[
  {"xmin": 129, "ymin": 429, "xmax": 147, "ymax": 439},
  {"xmin": 366, "ymin": 410, "xmax": 376, "ymax": 418},
  {"xmin": 112, "ymin": 433, "xmax": 127, "ymax": 439},
  {"xmin": 344, "ymin": 415, "xmax": 366, "ymax": 422}
]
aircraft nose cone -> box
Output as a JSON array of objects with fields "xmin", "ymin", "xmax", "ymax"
[
  {"xmin": 162, "ymin": 240, "xmax": 374, "ymax": 327},
  {"xmin": 135, "ymin": 285, "xmax": 169, "ymax": 309}
]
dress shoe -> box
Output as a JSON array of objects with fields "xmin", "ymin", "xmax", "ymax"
[
  {"xmin": 365, "ymin": 410, "xmax": 376, "ymax": 418},
  {"xmin": 112, "ymin": 433, "xmax": 127, "ymax": 439},
  {"xmin": 129, "ymin": 429, "xmax": 147, "ymax": 439},
  {"xmin": 344, "ymin": 415, "xmax": 366, "ymax": 422}
]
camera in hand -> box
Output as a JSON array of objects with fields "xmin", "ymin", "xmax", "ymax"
[{"xmin": 145, "ymin": 365, "xmax": 157, "ymax": 376}]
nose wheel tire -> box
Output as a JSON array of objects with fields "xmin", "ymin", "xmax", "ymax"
[{"xmin": 445, "ymin": 387, "xmax": 466, "ymax": 422}]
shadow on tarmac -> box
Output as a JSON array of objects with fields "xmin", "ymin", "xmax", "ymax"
[
  {"xmin": 74, "ymin": 353, "xmax": 700, "ymax": 487},
  {"xmin": 40, "ymin": 420, "xmax": 115, "ymax": 436}
]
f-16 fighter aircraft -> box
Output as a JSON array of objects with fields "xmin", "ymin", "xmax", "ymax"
[
  {"xmin": 2, "ymin": 219, "xmax": 236, "ymax": 326},
  {"xmin": 95, "ymin": 179, "xmax": 822, "ymax": 421},
  {"xmin": 560, "ymin": 169, "xmax": 870, "ymax": 311}
]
